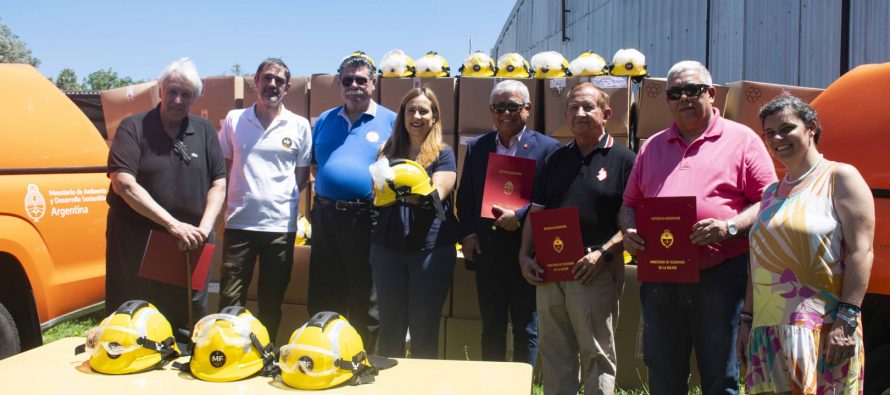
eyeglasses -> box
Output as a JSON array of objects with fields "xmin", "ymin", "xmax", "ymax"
[
  {"xmin": 173, "ymin": 139, "xmax": 191, "ymax": 165},
  {"xmin": 665, "ymin": 84, "xmax": 710, "ymax": 101},
  {"xmin": 340, "ymin": 76, "xmax": 370, "ymax": 87},
  {"xmin": 490, "ymin": 102, "xmax": 526, "ymax": 114}
]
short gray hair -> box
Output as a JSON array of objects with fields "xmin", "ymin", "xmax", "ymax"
[
  {"xmin": 667, "ymin": 60, "xmax": 712, "ymax": 85},
  {"xmin": 490, "ymin": 80, "xmax": 530, "ymax": 104},
  {"xmin": 157, "ymin": 57, "xmax": 202, "ymax": 95}
]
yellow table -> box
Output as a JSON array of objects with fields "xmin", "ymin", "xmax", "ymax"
[{"xmin": 0, "ymin": 337, "xmax": 532, "ymax": 394}]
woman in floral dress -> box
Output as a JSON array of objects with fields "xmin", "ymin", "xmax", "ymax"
[{"xmin": 739, "ymin": 96, "xmax": 874, "ymax": 394}]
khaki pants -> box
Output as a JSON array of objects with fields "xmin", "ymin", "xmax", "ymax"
[{"xmin": 537, "ymin": 269, "xmax": 621, "ymax": 395}]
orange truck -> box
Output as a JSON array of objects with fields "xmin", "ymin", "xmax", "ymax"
[{"xmin": 0, "ymin": 64, "xmax": 108, "ymax": 358}]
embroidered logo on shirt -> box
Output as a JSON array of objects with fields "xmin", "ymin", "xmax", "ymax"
[
  {"xmin": 282, "ymin": 137, "xmax": 293, "ymax": 148},
  {"xmin": 596, "ymin": 167, "xmax": 607, "ymax": 181},
  {"xmin": 366, "ymin": 131, "xmax": 380, "ymax": 143}
]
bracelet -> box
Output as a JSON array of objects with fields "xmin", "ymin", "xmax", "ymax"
[{"xmin": 837, "ymin": 301, "xmax": 861, "ymax": 314}]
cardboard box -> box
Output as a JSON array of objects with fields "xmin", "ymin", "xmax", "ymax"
[
  {"xmin": 100, "ymin": 81, "xmax": 160, "ymax": 142},
  {"xmin": 724, "ymin": 80, "xmax": 823, "ymax": 134},
  {"xmin": 451, "ymin": 254, "xmax": 481, "ymax": 319},
  {"xmin": 454, "ymin": 133, "xmax": 485, "ymax": 187},
  {"xmin": 636, "ymin": 78, "xmax": 731, "ymax": 139},
  {"xmin": 191, "ymin": 76, "xmax": 244, "ymax": 130},
  {"xmin": 457, "ymin": 77, "xmax": 540, "ymax": 135},
  {"xmin": 379, "ymin": 78, "xmax": 457, "ymax": 135},
  {"xmin": 244, "ymin": 245, "xmax": 310, "ymax": 305},
  {"xmin": 444, "ymin": 317, "xmax": 483, "ymax": 360},
  {"xmin": 242, "ymin": 76, "xmax": 310, "ymax": 118},
  {"xmin": 245, "ymin": 301, "xmax": 310, "ymax": 347},
  {"xmin": 309, "ymin": 74, "xmax": 382, "ymax": 126},
  {"xmin": 542, "ymin": 76, "xmax": 631, "ymax": 137}
]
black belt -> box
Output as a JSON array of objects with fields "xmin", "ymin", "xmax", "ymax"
[{"xmin": 315, "ymin": 196, "xmax": 373, "ymax": 211}]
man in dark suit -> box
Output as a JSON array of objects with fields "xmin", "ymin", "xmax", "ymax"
[{"xmin": 457, "ymin": 79, "xmax": 560, "ymax": 365}]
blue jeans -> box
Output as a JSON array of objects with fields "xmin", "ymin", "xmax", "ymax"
[
  {"xmin": 640, "ymin": 254, "xmax": 748, "ymax": 395},
  {"xmin": 370, "ymin": 243, "xmax": 454, "ymax": 359}
]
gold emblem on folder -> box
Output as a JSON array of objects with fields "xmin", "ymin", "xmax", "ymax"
[
  {"xmin": 503, "ymin": 181, "xmax": 514, "ymax": 196},
  {"xmin": 660, "ymin": 229, "xmax": 674, "ymax": 249},
  {"xmin": 552, "ymin": 237, "xmax": 564, "ymax": 253}
]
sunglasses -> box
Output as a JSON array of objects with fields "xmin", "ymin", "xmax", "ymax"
[
  {"xmin": 490, "ymin": 102, "xmax": 526, "ymax": 114},
  {"xmin": 665, "ymin": 84, "xmax": 710, "ymax": 101},
  {"xmin": 340, "ymin": 76, "xmax": 370, "ymax": 87}
]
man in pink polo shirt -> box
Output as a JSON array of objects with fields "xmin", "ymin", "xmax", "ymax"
[{"xmin": 619, "ymin": 61, "xmax": 776, "ymax": 395}]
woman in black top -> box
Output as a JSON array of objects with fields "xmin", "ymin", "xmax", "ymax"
[{"xmin": 370, "ymin": 87, "xmax": 458, "ymax": 358}]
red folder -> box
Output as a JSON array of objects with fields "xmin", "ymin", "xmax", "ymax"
[
  {"xmin": 530, "ymin": 206, "xmax": 584, "ymax": 282},
  {"xmin": 481, "ymin": 153, "xmax": 536, "ymax": 219},
  {"xmin": 636, "ymin": 196, "xmax": 699, "ymax": 283},
  {"xmin": 138, "ymin": 230, "xmax": 215, "ymax": 291}
]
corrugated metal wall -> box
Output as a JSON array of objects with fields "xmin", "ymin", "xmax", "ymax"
[{"xmin": 492, "ymin": 0, "xmax": 889, "ymax": 88}]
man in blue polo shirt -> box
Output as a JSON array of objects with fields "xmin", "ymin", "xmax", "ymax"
[{"xmin": 309, "ymin": 52, "xmax": 396, "ymax": 350}]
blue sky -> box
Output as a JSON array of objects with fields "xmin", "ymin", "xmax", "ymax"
[{"xmin": 2, "ymin": 0, "xmax": 517, "ymax": 81}]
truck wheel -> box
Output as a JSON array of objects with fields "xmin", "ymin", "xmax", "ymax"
[{"xmin": 0, "ymin": 302, "xmax": 21, "ymax": 360}]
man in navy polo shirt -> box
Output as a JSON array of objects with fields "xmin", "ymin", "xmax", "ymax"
[
  {"xmin": 308, "ymin": 52, "xmax": 396, "ymax": 350},
  {"xmin": 519, "ymin": 82, "xmax": 635, "ymax": 395}
]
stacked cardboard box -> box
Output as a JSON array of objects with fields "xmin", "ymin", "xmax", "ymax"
[
  {"xmin": 100, "ymin": 81, "xmax": 160, "ymax": 143},
  {"xmin": 379, "ymin": 77, "xmax": 457, "ymax": 135},
  {"xmin": 457, "ymin": 77, "xmax": 540, "ymax": 135},
  {"xmin": 190, "ymin": 76, "xmax": 244, "ymax": 130},
  {"xmin": 636, "ymin": 78, "xmax": 730, "ymax": 139},
  {"xmin": 724, "ymin": 81, "xmax": 823, "ymax": 133},
  {"xmin": 542, "ymin": 76, "xmax": 631, "ymax": 137},
  {"xmin": 242, "ymin": 76, "xmax": 310, "ymax": 118}
]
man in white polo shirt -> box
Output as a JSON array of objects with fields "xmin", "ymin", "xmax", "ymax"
[{"xmin": 217, "ymin": 58, "xmax": 311, "ymax": 339}]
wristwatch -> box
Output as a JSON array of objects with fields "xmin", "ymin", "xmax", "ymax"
[
  {"xmin": 836, "ymin": 310, "xmax": 859, "ymax": 329},
  {"xmin": 726, "ymin": 220, "xmax": 739, "ymax": 238},
  {"xmin": 595, "ymin": 246, "xmax": 613, "ymax": 262}
]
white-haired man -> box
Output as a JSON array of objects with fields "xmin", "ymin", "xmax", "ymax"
[
  {"xmin": 619, "ymin": 61, "xmax": 776, "ymax": 395},
  {"xmin": 106, "ymin": 58, "xmax": 227, "ymax": 345},
  {"xmin": 457, "ymin": 79, "xmax": 560, "ymax": 365}
]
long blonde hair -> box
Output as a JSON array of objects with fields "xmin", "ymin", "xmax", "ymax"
[{"xmin": 379, "ymin": 87, "xmax": 445, "ymax": 168}]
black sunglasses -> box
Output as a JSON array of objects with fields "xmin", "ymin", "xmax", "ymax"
[
  {"xmin": 340, "ymin": 76, "xmax": 370, "ymax": 87},
  {"xmin": 665, "ymin": 84, "xmax": 710, "ymax": 101},
  {"xmin": 173, "ymin": 139, "xmax": 191, "ymax": 165},
  {"xmin": 490, "ymin": 102, "xmax": 526, "ymax": 114}
]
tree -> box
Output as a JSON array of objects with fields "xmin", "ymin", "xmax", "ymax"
[
  {"xmin": 55, "ymin": 68, "xmax": 83, "ymax": 91},
  {"xmin": 83, "ymin": 68, "xmax": 135, "ymax": 90},
  {"xmin": 230, "ymin": 63, "xmax": 247, "ymax": 76},
  {"xmin": 0, "ymin": 20, "xmax": 40, "ymax": 67}
]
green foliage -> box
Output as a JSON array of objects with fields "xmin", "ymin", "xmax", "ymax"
[
  {"xmin": 230, "ymin": 63, "xmax": 247, "ymax": 76},
  {"xmin": 42, "ymin": 316, "xmax": 97, "ymax": 344},
  {"xmin": 0, "ymin": 19, "xmax": 40, "ymax": 66},
  {"xmin": 55, "ymin": 68, "xmax": 83, "ymax": 91},
  {"xmin": 83, "ymin": 68, "xmax": 137, "ymax": 90}
]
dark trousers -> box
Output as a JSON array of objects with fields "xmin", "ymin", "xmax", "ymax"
[
  {"xmin": 641, "ymin": 254, "xmax": 748, "ymax": 395},
  {"xmin": 105, "ymin": 212, "xmax": 208, "ymax": 346},
  {"xmin": 370, "ymin": 243, "xmax": 455, "ymax": 359},
  {"xmin": 218, "ymin": 229, "xmax": 295, "ymax": 340},
  {"xmin": 307, "ymin": 199, "xmax": 379, "ymax": 352},
  {"xmin": 473, "ymin": 229, "xmax": 537, "ymax": 365}
]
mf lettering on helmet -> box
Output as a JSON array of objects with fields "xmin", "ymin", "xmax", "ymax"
[{"xmin": 210, "ymin": 350, "xmax": 226, "ymax": 368}]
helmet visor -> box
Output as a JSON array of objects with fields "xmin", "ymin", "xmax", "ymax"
[
  {"xmin": 278, "ymin": 343, "xmax": 339, "ymax": 376},
  {"xmin": 84, "ymin": 321, "xmax": 145, "ymax": 357},
  {"xmin": 191, "ymin": 314, "xmax": 253, "ymax": 348}
]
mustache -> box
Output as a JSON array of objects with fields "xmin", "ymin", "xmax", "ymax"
[{"xmin": 345, "ymin": 89, "xmax": 365, "ymax": 96}]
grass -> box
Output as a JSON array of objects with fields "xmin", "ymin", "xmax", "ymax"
[{"xmin": 42, "ymin": 314, "xmax": 100, "ymax": 344}]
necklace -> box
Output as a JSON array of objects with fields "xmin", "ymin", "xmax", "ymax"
[{"xmin": 783, "ymin": 154, "xmax": 823, "ymax": 184}]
